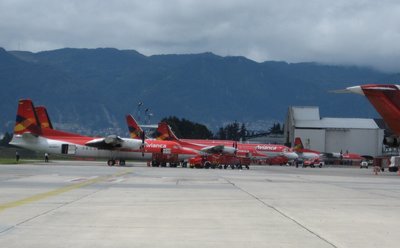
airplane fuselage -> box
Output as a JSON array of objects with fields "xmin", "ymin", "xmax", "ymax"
[{"xmin": 11, "ymin": 134, "xmax": 152, "ymax": 161}]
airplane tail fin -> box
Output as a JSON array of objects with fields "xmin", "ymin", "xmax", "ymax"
[
  {"xmin": 156, "ymin": 122, "xmax": 179, "ymax": 141},
  {"xmin": 35, "ymin": 106, "xmax": 53, "ymax": 129},
  {"xmin": 125, "ymin": 114, "xmax": 144, "ymax": 139},
  {"xmin": 13, "ymin": 99, "xmax": 41, "ymax": 135},
  {"xmin": 356, "ymin": 84, "xmax": 400, "ymax": 136},
  {"xmin": 126, "ymin": 114, "xmax": 146, "ymax": 156},
  {"xmin": 293, "ymin": 137, "xmax": 304, "ymax": 151}
]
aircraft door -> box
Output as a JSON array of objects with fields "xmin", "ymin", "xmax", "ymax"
[
  {"xmin": 61, "ymin": 144, "xmax": 77, "ymax": 155},
  {"xmin": 61, "ymin": 144, "xmax": 68, "ymax": 154}
]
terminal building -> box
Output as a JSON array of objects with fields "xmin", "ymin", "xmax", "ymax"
[{"xmin": 284, "ymin": 106, "xmax": 384, "ymax": 157}]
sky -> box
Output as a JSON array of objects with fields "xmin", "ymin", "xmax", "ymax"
[{"xmin": 1, "ymin": 0, "xmax": 400, "ymax": 72}]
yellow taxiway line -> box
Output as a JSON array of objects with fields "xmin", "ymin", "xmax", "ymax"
[{"xmin": 0, "ymin": 170, "xmax": 131, "ymax": 212}]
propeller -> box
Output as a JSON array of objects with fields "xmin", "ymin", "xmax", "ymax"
[
  {"xmin": 233, "ymin": 141, "xmax": 238, "ymax": 155},
  {"xmin": 141, "ymin": 130, "xmax": 145, "ymax": 157}
]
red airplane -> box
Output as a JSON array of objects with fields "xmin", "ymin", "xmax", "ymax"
[
  {"xmin": 294, "ymin": 137, "xmax": 363, "ymax": 161},
  {"xmin": 125, "ymin": 114, "xmax": 198, "ymax": 166},
  {"xmin": 293, "ymin": 137, "xmax": 320, "ymax": 159},
  {"xmin": 10, "ymin": 99, "xmax": 145, "ymax": 166},
  {"xmin": 156, "ymin": 122, "xmax": 298, "ymax": 161}
]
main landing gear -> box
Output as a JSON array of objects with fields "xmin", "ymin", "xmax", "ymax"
[{"xmin": 107, "ymin": 159, "xmax": 126, "ymax": 166}]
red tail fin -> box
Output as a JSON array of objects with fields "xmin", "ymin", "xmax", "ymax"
[
  {"xmin": 125, "ymin": 114, "xmax": 144, "ymax": 139},
  {"xmin": 156, "ymin": 122, "xmax": 179, "ymax": 141},
  {"xmin": 14, "ymin": 99, "xmax": 41, "ymax": 135},
  {"xmin": 360, "ymin": 84, "xmax": 400, "ymax": 136},
  {"xmin": 293, "ymin": 137, "xmax": 304, "ymax": 151},
  {"xmin": 35, "ymin": 106, "xmax": 53, "ymax": 129}
]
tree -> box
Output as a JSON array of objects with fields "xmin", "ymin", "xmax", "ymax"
[
  {"xmin": 161, "ymin": 116, "xmax": 214, "ymax": 139},
  {"xmin": 240, "ymin": 123, "xmax": 247, "ymax": 141},
  {"xmin": 216, "ymin": 121, "xmax": 245, "ymax": 141},
  {"xmin": 216, "ymin": 127, "xmax": 226, "ymax": 140},
  {"xmin": 269, "ymin": 122, "xmax": 283, "ymax": 134}
]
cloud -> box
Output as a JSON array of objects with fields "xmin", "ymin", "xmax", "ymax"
[{"xmin": 1, "ymin": 0, "xmax": 400, "ymax": 72}]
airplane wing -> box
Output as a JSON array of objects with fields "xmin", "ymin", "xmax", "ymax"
[
  {"xmin": 321, "ymin": 152, "xmax": 341, "ymax": 158},
  {"xmin": 200, "ymin": 145, "xmax": 236, "ymax": 154},
  {"xmin": 85, "ymin": 135, "xmax": 142, "ymax": 150}
]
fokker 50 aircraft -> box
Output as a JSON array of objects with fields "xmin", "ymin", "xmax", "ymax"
[
  {"xmin": 125, "ymin": 114, "xmax": 198, "ymax": 166},
  {"xmin": 293, "ymin": 137, "xmax": 363, "ymax": 161},
  {"xmin": 10, "ymin": 99, "xmax": 144, "ymax": 166},
  {"xmin": 156, "ymin": 122, "xmax": 298, "ymax": 161},
  {"xmin": 344, "ymin": 84, "xmax": 400, "ymax": 145}
]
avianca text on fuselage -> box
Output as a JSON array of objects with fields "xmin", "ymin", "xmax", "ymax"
[
  {"xmin": 146, "ymin": 143, "xmax": 168, "ymax": 149},
  {"xmin": 255, "ymin": 145, "xmax": 280, "ymax": 151}
]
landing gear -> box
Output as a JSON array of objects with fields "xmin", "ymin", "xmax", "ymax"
[
  {"xmin": 151, "ymin": 161, "xmax": 160, "ymax": 167},
  {"xmin": 107, "ymin": 159, "xmax": 125, "ymax": 166},
  {"xmin": 107, "ymin": 159, "xmax": 116, "ymax": 166}
]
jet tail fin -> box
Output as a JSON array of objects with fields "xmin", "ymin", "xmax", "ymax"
[
  {"xmin": 125, "ymin": 114, "xmax": 144, "ymax": 139},
  {"xmin": 156, "ymin": 122, "xmax": 179, "ymax": 141},
  {"xmin": 35, "ymin": 106, "xmax": 53, "ymax": 129},
  {"xmin": 14, "ymin": 99, "xmax": 41, "ymax": 135},
  {"xmin": 349, "ymin": 84, "xmax": 400, "ymax": 136},
  {"xmin": 293, "ymin": 137, "xmax": 304, "ymax": 151}
]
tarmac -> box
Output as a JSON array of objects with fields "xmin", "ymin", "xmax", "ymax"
[{"xmin": 1, "ymin": 161, "xmax": 400, "ymax": 248}]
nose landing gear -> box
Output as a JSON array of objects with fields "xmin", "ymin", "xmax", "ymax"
[{"xmin": 107, "ymin": 159, "xmax": 126, "ymax": 166}]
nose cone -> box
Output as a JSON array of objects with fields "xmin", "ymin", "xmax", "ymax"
[
  {"xmin": 346, "ymin": 86, "xmax": 364, "ymax": 95},
  {"xmin": 284, "ymin": 152, "xmax": 298, "ymax": 161}
]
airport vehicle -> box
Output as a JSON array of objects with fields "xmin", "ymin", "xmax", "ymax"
[
  {"xmin": 188, "ymin": 154, "xmax": 250, "ymax": 169},
  {"xmin": 156, "ymin": 122, "xmax": 298, "ymax": 161},
  {"xmin": 303, "ymin": 157, "xmax": 324, "ymax": 168},
  {"xmin": 360, "ymin": 160, "xmax": 369, "ymax": 169},
  {"xmin": 388, "ymin": 156, "xmax": 400, "ymax": 172},
  {"xmin": 344, "ymin": 84, "xmax": 400, "ymax": 146},
  {"xmin": 125, "ymin": 115, "xmax": 198, "ymax": 167},
  {"xmin": 266, "ymin": 156, "xmax": 288, "ymax": 165},
  {"xmin": 10, "ymin": 99, "xmax": 145, "ymax": 166}
]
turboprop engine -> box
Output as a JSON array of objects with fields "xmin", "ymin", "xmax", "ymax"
[
  {"xmin": 384, "ymin": 136, "xmax": 400, "ymax": 147},
  {"xmin": 201, "ymin": 145, "xmax": 236, "ymax": 154}
]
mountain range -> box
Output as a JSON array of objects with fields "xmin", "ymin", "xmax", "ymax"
[{"xmin": 1, "ymin": 47, "xmax": 399, "ymax": 135}]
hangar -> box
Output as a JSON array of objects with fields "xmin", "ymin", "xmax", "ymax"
[{"xmin": 284, "ymin": 106, "xmax": 384, "ymax": 156}]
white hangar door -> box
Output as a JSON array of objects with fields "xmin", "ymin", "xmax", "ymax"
[{"xmin": 325, "ymin": 129, "xmax": 350, "ymax": 153}]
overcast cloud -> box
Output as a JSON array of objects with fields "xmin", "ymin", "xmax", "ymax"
[{"xmin": 1, "ymin": 0, "xmax": 399, "ymax": 72}]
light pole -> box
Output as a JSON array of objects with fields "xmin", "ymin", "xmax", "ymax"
[{"xmin": 136, "ymin": 102, "xmax": 143, "ymax": 122}]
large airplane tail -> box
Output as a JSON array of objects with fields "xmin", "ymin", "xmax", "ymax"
[
  {"xmin": 13, "ymin": 99, "xmax": 42, "ymax": 135},
  {"xmin": 346, "ymin": 84, "xmax": 400, "ymax": 136},
  {"xmin": 293, "ymin": 137, "xmax": 304, "ymax": 151},
  {"xmin": 35, "ymin": 106, "xmax": 53, "ymax": 129},
  {"xmin": 156, "ymin": 122, "xmax": 179, "ymax": 141}
]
